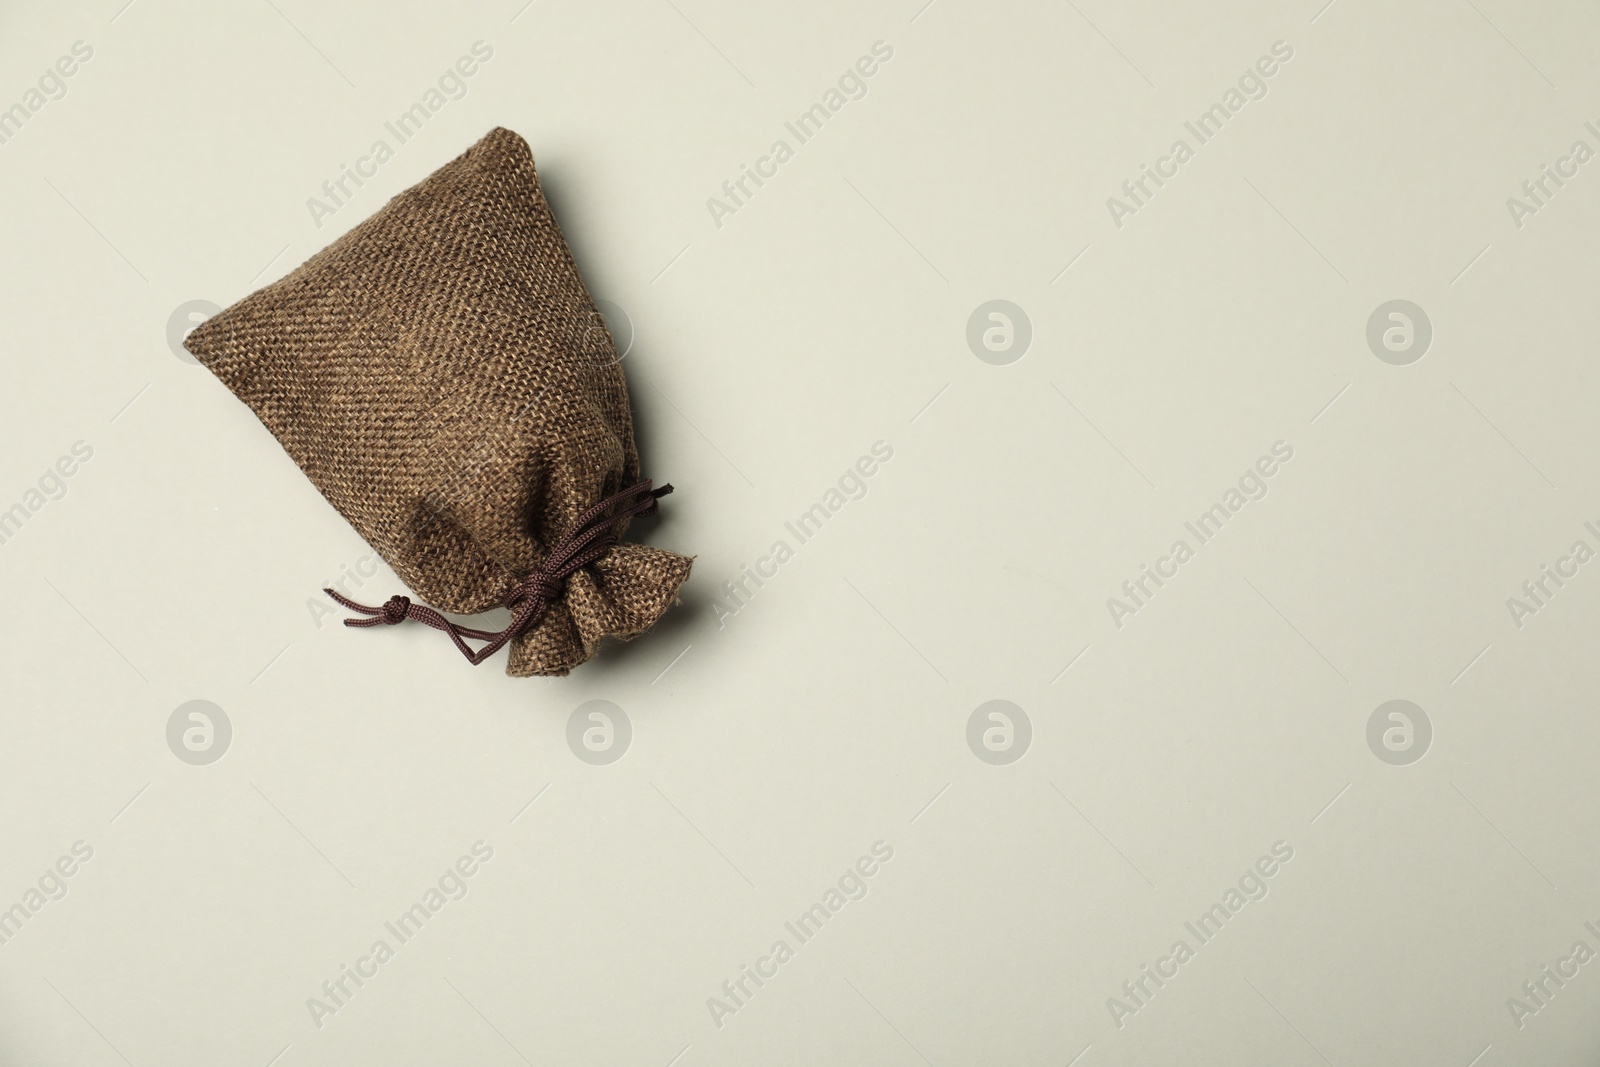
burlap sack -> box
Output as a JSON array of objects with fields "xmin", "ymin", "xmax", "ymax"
[{"xmin": 185, "ymin": 127, "xmax": 691, "ymax": 676}]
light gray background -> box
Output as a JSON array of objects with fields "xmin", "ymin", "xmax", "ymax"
[{"xmin": 1, "ymin": 0, "xmax": 1597, "ymax": 1063}]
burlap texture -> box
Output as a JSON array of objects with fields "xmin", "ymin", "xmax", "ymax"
[{"xmin": 185, "ymin": 127, "xmax": 692, "ymax": 676}]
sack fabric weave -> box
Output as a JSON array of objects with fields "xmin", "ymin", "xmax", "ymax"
[{"xmin": 185, "ymin": 127, "xmax": 692, "ymax": 676}]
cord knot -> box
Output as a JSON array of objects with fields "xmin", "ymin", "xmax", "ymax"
[
  {"xmin": 324, "ymin": 480, "xmax": 674, "ymax": 666},
  {"xmin": 509, "ymin": 570, "xmax": 564, "ymax": 613}
]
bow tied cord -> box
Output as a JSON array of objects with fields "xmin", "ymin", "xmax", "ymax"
[{"xmin": 325, "ymin": 480, "xmax": 673, "ymax": 666}]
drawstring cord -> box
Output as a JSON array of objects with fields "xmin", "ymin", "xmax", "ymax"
[{"xmin": 325, "ymin": 480, "xmax": 672, "ymax": 666}]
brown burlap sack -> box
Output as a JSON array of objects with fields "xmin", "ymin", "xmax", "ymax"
[{"xmin": 185, "ymin": 126, "xmax": 692, "ymax": 676}]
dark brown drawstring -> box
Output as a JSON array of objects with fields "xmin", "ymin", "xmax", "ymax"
[{"xmin": 325, "ymin": 480, "xmax": 673, "ymax": 666}]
